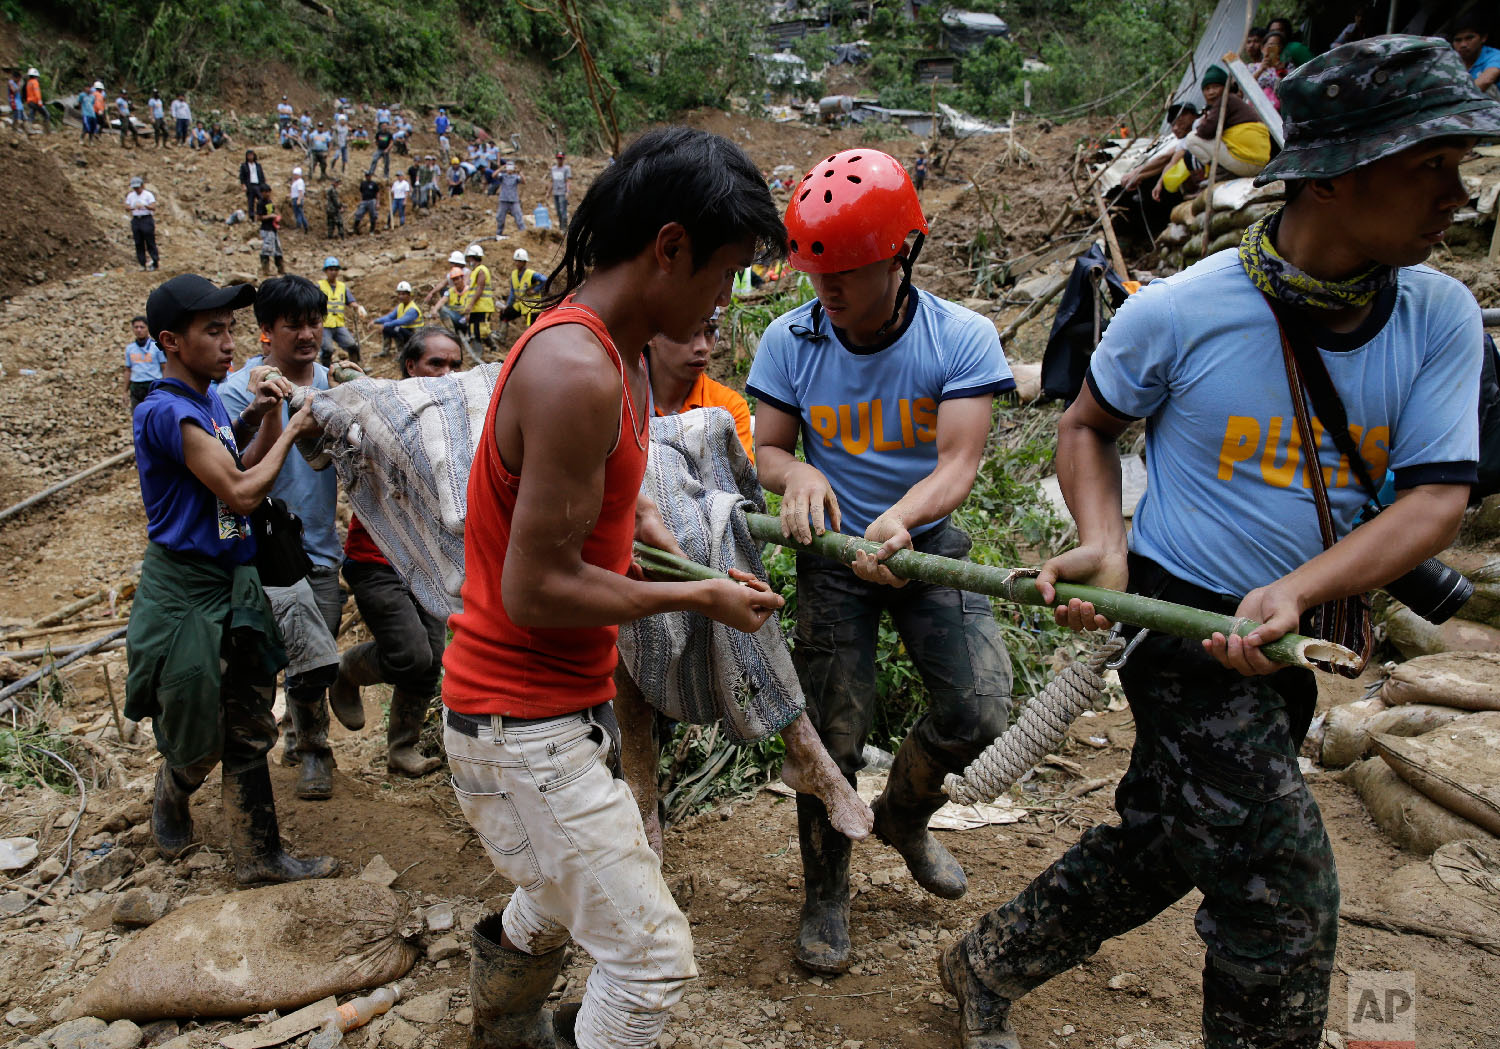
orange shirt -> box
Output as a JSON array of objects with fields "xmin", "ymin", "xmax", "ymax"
[
  {"xmin": 24, "ymin": 77, "xmax": 40, "ymax": 105},
  {"xmin": 655, "ymin": 371, "xmax": 755, "ymax": 464}
]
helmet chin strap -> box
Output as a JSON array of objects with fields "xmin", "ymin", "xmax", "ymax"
[{"xmin": 873, "ymin": 233, "xmax": 925, "ymax": 342}]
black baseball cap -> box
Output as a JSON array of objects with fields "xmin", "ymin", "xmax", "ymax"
[{"xmin": 146, "ymin": 275, "xmax": 256, "ymax": 342}]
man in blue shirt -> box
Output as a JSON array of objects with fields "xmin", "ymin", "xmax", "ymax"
[
  {"xmin": 123, "ymin": 314, "xmax": 165, "ymax": 411},
  {"xmin": 1453, "ymin": 19, "xmax": 1500, "ymax": 96},
  {"xmin": 944, "ymin": 37, "xmax": 1500, "ymax": 1049},
  {"xmin": 220, "ymin": 276, "xmax": 360, "ymax": 801},
  {"xmin": 747, "ymin": 148, "xmax": 1015, "ymax": 976},
  {"xmin": 127, "ymin": 273, "xmax": 335, "ymax": 885}
]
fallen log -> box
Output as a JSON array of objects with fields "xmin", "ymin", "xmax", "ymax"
[
  {"xmin": 29, "ymin": 578, "xmax": 136, "ymax": 630},
  {"xmin": 739, "ymin": 514, "xmax": 1358, "ymax": 672},
  {"xmin": 0, "ymin": 449, "xmax": 135, "ymax": 525},
  {"xmin": 1, "ymin": 619, "xmax": 128, "ymax": 645}
]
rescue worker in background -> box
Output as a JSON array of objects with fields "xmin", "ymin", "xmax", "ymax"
[
  {"xmin": 23, "ymin": 67, "xmax": 48, "ymax": 134},
  {"xmin": 746, "ymin": 149, "xmax": 1015, "ymax": 976},
  {"xmin": 317, "ymin": 256, "xmax": 366, "ymax": 365},
  {"xmin": 375, "ymin": 280, "xmax": 423, "ymax": 357},
  {"xmin": 324, "ymin": 177, "xmax": 347, "ymax": 239},
  {"xmin": 332, "ymin": 326, "xmax": 465, "ymax": 779},
  {"xmin": 426, "ymin": 249, "xmax": 469, "ymax": 334},
  {"xmin": 460, "ymin": 243, "xmax": 496, "ymax": 353},
  {"xmin": 499, "ymin": 247, "xmax": 545, "ymax": 329}
]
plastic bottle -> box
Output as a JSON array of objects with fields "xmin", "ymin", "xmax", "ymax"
[{"xmin": 324, "ymin": 983, "xmax": 400, "ymax": 1033}]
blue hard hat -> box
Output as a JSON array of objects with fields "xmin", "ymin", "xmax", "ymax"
[{"xmin": 323, "ymin": 256, "xmax": 340, "ymax": 269}]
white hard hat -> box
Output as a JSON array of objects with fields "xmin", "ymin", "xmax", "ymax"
[
  {"xmin": 504, "ymin": 161, "xmax": 516, "ymax": 171},
  {"xmin": 26, "ymin": 68, "xmax": 38, "ymax": 77},
  {"xmin": 513, "ymin": 248, "xmax": 529, "ymax": 262},
  {"xmin": 448, "ymin": 250, "xmax": 466, "ymax": 265},
  {"xmin": 293, "ymin": 166, "xmax": 303, "ymax": 175},
  {"xmin": 396, "ymin": 280, "xmax": 412, "ymax": 293},
  {"xmin": 465, "ymin": 243, "xmax": 484, "ymax": 259},
  {"xmin": 93, "ymin": 80, "xmax": 103, "ymax": 90}
]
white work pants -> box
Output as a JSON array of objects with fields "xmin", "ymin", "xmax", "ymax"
[
  {"xmin": 446, "ymin": 709, "xmax": 696, "ymax": 1049},
  {"xmin": 1182, "ymin": 132, "xmax": 1263, "ymax": 178}
]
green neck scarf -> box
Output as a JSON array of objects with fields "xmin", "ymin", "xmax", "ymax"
[{"xmin": 1239, "ymin": 210, "xmax": 1396, "ymax": 311}]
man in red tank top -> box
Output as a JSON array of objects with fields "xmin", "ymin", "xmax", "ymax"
[{"xmin": 443, "ymin": 127, "xmax": 788, "ymax": 1049}]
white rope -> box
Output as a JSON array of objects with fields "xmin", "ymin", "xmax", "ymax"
[{"xmin": 943, "ymin": 637, "xmax": 1125, "ymax": 805}]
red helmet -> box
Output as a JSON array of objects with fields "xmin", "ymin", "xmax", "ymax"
[{"xmin": 784, "ymin": 149, "xmax": 929, "ymax": 273}]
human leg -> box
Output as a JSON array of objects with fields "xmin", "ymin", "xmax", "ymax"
[
  {"xmin": 882, "ymin": 524, "xmax": 1012, "ymax": 899},
  {"xmin": 332, "ymin": 325, "xmax": 360, "ymax": 363},
  {"xmin": 555, "ymin": 194, "xmax": 568, "ymax": 226},
  {"xmin": 280, "ymin": 566, "xmax": 344, "ymax": 800},
  {"xmin": 132, "ymin": 218, "xmax": 149, "ymax": 268},
  {"xmin": 448, "ymin": 711, "xmax": 696, "ymax": 1049},
  {"xmin": 144, "ymin": 221, "xmax": 159, "ymax": 268},
  {"xmin": 789, "ymin": 554, "xmax": 883, "ymax": 973}
]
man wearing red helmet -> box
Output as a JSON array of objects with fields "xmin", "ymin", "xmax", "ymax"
[{"xmin": 747, "ymin": 148, "xmax": 1016, "ymax": 975}]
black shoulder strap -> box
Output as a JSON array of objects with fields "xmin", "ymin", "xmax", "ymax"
[{"xmin": 1262, "ymin": 295, "xmax": 1383, "ymax": 503}]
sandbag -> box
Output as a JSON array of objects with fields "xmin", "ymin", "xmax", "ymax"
[
  {"xmin": 1341, "ymin": 757, "xmax": 1496, "ymax": 854},
  {"xmin": 1373, "ymin": 713, "xmax": 1500, "ymax": 837},
  {"xmin": 1381, "ymin": 839, "xmax": 1500, "ymax": 943},
  {"xmin": 1321, "ymin": 697, "xmax": 1464, "ymax": 768},
  {"xmin": 68, "ymin": 879, "xmax": 417, "ymax": 1021},
  {"xmin": 1380, "ymin": 651, "xmax": 1500, "ymax": 711},
  {"xmin": 1379, "ymin": 601, "xmax": 1500, "ymax": 659}
]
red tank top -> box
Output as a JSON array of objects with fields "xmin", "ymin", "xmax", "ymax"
[{"xmin": 442, "ymin": 302, "xmax": 648, "ymax": 716}]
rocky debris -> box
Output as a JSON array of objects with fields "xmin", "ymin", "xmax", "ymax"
[
  {"xmin": 99, "ymin": 803, "xmax": 149, "ymax": 834},
  {"xmin": 79, "ymin": 1019, "xmax": 143, "ymax": 1049},
  {"xmin": 425, "ymin": 935, "xmax": 462, "ymax": 962},
  {"xmin": 72, "ymin": 848, "xmax": 136, "ymax": 893},
  {"xmin": 359, "ymin": 854, "xmax": 399, "ymax": 888},
  {"xmin": 5, "ymin": 1006, "xmax": 40, "ymax": 1026},
  {"xmin": 1106, "ymin": 972, "xmax": 1141, "ymax": 991},
  {"xmin": 380, "ymin": 1017, "xmax": 421, "ymax": 1049},
  {"xmin": 40, "ymin": 1016, "xmax": 108, "ymax": 1049},
  {"xmin": 393, "ymin": 990, "xmax": 449, "ymax": 1025},
  {"xmin": 138, "ymin": 1021, "xmax": 179, "ymax": 1047},
  {"xmin": 111, "ymin": 888, "xmax": 171, "ymax": 927}
]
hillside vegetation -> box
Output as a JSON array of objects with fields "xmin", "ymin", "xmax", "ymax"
[{"xmin": 8, "ymin": 0, "xmax": 1216, "ymax": 144}]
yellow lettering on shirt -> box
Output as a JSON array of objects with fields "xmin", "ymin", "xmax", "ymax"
[
  {"xmin": 838, "ymin": 402, "xmax": 871, "ymax": 455},
  {"xmin": 898, "ymin": 398, "xmax": 915, "ymax": 447},
  {"xmin": 808, "ymin": 405, "xmax": 837, "ymax": 448},
  {"xmin": 1360, "ymin": 425, "xmax": 1390, "ymax": 479},
  {"xmin": 1217, "ymin": 415, "xmax": 1260, "ymax": 481},
  {"xmin": 1258, "ymin": 417, "xmax": 1301, "ymax": 488},
  {"xmin": 912, "ymin": 398, "xmax": 938, "ymax": 443},
  {"xmin": 871, "ymin": 399, "xmax": 903, "ymax": 452}
]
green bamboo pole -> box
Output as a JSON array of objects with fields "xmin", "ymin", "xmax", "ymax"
[{"xmin": 740, "ymin": 512, "xmax": 1357, "ymax": 672}]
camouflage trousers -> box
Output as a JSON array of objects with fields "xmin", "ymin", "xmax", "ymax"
[
  {"xmin": 793, "ymin": 522, "xmax": 1012, "ymax": 781},
  {"xmin": 960, "ymin": 621, "xmax": 1338, "ymax": 1049}
]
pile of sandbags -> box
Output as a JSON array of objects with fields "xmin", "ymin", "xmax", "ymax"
[
  {"xmin": 1330, "ymin": 654, "xmax": 1500, "ymax": 854},
  {"xmin": 1154, "ymin": 177, "xmax": 1286, "ymax": 269}
]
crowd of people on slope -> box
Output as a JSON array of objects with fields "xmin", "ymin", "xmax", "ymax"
[{"xmin": 1112, "ymin": 13, "xmax": 1497, "ymax": 245}]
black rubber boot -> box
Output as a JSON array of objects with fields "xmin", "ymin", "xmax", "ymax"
[
  {"xmin": 388, "ymin": 687, "xmax": 442, "ymax": 777},
  {"xmin": 872, "ymin": 735, "xmax": 968, "ymax": 899},
  {"xmin": 288, "ymin": 688, "xmax": 335, "ymax": 800},
  {"xmin": 223, "ymin": 760, "xmax": 338, "ymax": 885},
  {"xmin": 794, "ymin": 792, "xmax": 852, "ymax": 975},
  {"xmin": 328, "ymin": 642, "xmax": 377, "ymax": 731},
  {"xmin": 151, "ymin": 765, "xmax": 196, "ymax": 859},
  {"xmin": 470, "ymin": 913, "xmax": 567, "ymax": 1049},
  {"xmin": 938, "ymin": 937, "xmax": 1023, "ymax": 1049}
]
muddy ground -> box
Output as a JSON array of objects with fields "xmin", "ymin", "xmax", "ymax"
[{"xmin": 1, "ymin": 96, "xmax": 1498, "ymax": 1049}]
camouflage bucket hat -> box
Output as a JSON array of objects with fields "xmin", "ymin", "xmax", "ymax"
[{"xmin": 1256, "ymin": 34, "xmax": 1500, "ymax": 185}]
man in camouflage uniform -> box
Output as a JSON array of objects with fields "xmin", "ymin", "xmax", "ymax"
[
  {"xmin": 940, "ymin": 37, "xmax": 1500, "ymax": 1049},
  {"xmin": 324, "ymin": 177, "xmax": 346, "ymax": 240}
]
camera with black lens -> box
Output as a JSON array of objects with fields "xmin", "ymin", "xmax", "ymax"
[{"xmin": 1384, "ymin": 555, "xmax": 1474, "ymax": 624}]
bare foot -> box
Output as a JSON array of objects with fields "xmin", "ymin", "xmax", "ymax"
[{"xmin": 780, "ymin": 714, "xmax": 874, "ymax": 841}]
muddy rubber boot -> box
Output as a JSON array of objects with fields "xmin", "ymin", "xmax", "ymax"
[
  {"xmin": 795, "ymin": 792, "xmax": 852, "ymax": 975},
  {"xmin": 151, "ymin": 765, "xmax": 196, "ymax": 859},
  {"xmin": 279, "ymin": 717, "xmax": 299, "ymax": 767},
  {"xmin": 288, "ymin": 689, "xmax": 335, "ymax": 800},
  {"xmin": 872, "ymin": 736, "xmax": 968, "ymax": 900},
  {"xmin": 259, "ymin": 255, "xmax": 270, "ymax": 276},
  {"xmin": 275, "ymin": 255, "xmax": 286, "ymax": 275},
  {"xmin": 387, "ymin": 687, "xmax": 442, "ymax": 777},
  {"xmin": 938, "ymin": 937, "xmax": 1023, "ymax": 1049},
  {"xmin": 469, "ymin": 913, "xmax": 567, "ymax": 1049},
  {"xmin": 223, "ymin": 759, "xmax": 338, "ymax": 885},
  {"xmin": 328, "ymin": 642, "xmax": 377, "ymax": 731}
]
